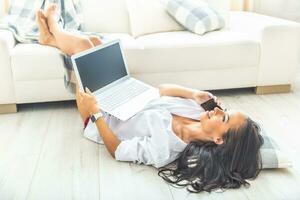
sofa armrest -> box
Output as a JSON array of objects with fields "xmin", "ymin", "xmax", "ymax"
[
  {"xmin": 0, "ymin": 29, "xmax": 17, "ymax": 104},
  {"xmin": 230, "ymin": 11, "xmax": 300, "ymax": 86}
]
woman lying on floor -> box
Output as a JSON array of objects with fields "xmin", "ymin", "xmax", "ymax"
[{"xmin": 37, "ymin": 5, "xmax": 264, "ymax": 193}]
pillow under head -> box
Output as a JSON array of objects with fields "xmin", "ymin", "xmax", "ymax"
[{"xmin": 260, "ymin": 127, "xmax": 292, "ymax": 169}]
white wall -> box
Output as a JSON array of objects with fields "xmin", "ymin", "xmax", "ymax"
[
  {"xmin": 0, "ymin": 0, "xmax": 4, "ymax": 18},
  {"xmin": 254, "ymin": 0, "xmax": 300, "ymax": 22}
]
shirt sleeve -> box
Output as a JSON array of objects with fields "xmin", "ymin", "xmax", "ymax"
[{"xmin": 114, "ymin": 136, "xmax": 169, "ymax": 168}]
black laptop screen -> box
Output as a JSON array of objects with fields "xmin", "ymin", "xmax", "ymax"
[{"xmin": 74, "ymin": 42, "xmax": 128, "ymax": 92}]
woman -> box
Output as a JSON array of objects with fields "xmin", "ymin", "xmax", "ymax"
[{"xmin": 37, "ymin": 5, "xmax": 264, "ymax": 193}]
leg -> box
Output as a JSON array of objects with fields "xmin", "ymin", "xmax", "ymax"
[
  {"xmin": 44, "ymin": 5, "xmax": 95, "ymax": 55},
  {"xmin": 255, "ymin": 84, "xmax": 291, "ymax": 95},
  {"xmin": 37, "ymin": 5, "xmax": 102, "ymax": 55}
]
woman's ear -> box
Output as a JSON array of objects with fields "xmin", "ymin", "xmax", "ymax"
[{"xmin": 214, "ymin": 137, "xmax": 223, "ymax": 145}]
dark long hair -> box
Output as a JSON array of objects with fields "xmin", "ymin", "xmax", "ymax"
[{"xmin": 158, "ymin": 117, "xmax": 264, "ymax": 193}]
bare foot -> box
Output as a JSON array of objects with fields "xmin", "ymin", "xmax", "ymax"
[
  {"xmin": 44, "ymin": 4, "xmax": 60, "ymax": 34},
  {"xmin": 36, "ymin": 10, "xmax": 56, "ymax": 46}
]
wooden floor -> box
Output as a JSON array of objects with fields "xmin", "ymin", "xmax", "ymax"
[{"xmin": 1, "ymin": 70, "xmax": 300, "ymax": 200}]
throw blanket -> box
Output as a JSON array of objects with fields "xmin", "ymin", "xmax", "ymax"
[
  {"xmin": 0, "ymin": 0, "xmax": 83, "ymax": 43},
  {"xmin": 0, "ymin": 0, "xmax": 104, "ymax": 94}
]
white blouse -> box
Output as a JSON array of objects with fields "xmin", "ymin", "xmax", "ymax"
[{"xmin": 83, "ymin": 96, "xmax": 205, "ymax": 168}]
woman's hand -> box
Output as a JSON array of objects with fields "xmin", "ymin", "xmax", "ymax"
[
  {"xmin": 192, "ymin": 90, "xmax": 220, "ymax": 106},
  {"xmin": 78, "ymin": 87, "xmax": 101, "ymax": 115}
]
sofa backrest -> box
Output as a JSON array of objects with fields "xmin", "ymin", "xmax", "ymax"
[
  {"xmin": 80, "ymin": 0, "xmax": 230, "ymax": 34},
  {"xmin": 81, "ymin": 0, "xmax": 131, "ymax": 33},
  {"xmin": 202, "ymin": 0, "xmax": 230, "ymax": 27}
]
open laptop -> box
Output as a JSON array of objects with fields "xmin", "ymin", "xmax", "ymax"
[{"xmin": 71, "ymin": 40, "xmax": 159, "ymax": 121}]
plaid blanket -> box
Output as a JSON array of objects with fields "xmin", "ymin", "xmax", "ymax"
[
  {"xmin": 0, "ymin": 0, "xmax": 84, "ymax": 43},
  {"xmin": 0, "ymin": 0, "xmax": 104, "ymax": 94}
]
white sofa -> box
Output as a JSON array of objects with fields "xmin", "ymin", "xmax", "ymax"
[{"xmin": 1, "ymin": 0, "xmax": 300, "ymax": 113}]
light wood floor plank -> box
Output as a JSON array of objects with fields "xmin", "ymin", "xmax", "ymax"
[
  {"xmin": 0, "ymin": 104, "xmax": 53, "ymax": 199},
  {"xmin": 98, "ymin": 145, "xmax": 173, "ymax": 200},
  {"xmin": 25, "ymin": 102, "xmax": 100, "ymax": 200}
]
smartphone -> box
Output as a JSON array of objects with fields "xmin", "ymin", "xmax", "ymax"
[{"xmin": 200, "ymin": 98, "xmax": 222, "ymax": 111}]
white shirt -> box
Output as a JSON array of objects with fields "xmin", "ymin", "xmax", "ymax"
[{"xmin": 83, "ymin": 96, "xmax": 205, "ymax": 168}]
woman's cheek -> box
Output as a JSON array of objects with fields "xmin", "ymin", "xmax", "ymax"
[{"xmin": 203, "ymin": 122, "xmax": 214, "ymax": 134}]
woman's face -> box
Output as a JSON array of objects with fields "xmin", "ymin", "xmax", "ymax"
[{"xmin": 199, "ymin": 107, "xmax": 247, "ymax": 144}]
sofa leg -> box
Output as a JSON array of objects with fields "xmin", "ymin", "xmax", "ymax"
[
  {"xmin": 255, "ymin": 84, "xmax": 291, "ymax": 95},
  {"xmin": 0, "ymin": 104, "xmax": 17, "ymax": 114}
]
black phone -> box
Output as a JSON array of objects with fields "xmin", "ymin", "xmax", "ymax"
[{"xmin": 200, "ymin": 98, "xmax": 222, "ymax": 111}]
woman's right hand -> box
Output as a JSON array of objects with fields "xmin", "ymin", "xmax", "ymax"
[
  {"xmin": 193, "ymin": 90, "xmax": 220, "ymax": 106},
  {"xmin": 79, "ymin": 87, "xmax": 101, "ymax": 115}
]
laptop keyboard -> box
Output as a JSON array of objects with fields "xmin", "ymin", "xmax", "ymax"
[{"xmin": 98, "ymin": 81, "xmax": 150, "ymax": 111}]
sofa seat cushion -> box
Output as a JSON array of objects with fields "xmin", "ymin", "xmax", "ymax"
[
  {"xmin": 11, "ymin": 44, "xmax": 65, "ymax": 81},
  {"xmin": 10, "ymin": 34, "xmax": 140, "ymax": 81},
  {"xmin": 102, "ymin": 33, "xmax": 142, "ymax": 49},
  {"xmin": 127, "ymin": 31, "xmax": 260, "ymax": 74}
]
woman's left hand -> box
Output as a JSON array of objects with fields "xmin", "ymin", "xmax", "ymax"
[
  {"xmin": 193, "ymin": 90, "xmax": 220, "ymax": 106},
  {"xmin": 78, "ymin": 87, "xmax": 101, "ymax": 115}
]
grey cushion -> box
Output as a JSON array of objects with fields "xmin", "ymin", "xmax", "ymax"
[
  {"xmin": 260, "ymin": 127, "xmax": 292, "ymax": 169},
  {"xmin": 165, "ymin": 0, "xmax": 225, "ymax": 35}
]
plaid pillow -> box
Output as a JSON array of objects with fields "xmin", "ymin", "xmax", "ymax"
[
  {"xmin": 260, "ymin": 127, "xmax": 292, "ymax": 169},
  {"xmin": 164, "ymin": 0, "xmax": 225, "ymax": 35}
]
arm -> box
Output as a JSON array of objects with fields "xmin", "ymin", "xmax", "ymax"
[
  {"xmin": 79, "ymin": 88, "xmax": 120, "ymax": 158},
  {"xmin": 158, "ymin": 84, "xmax": 198, "ymax": 99},
  {"xmin": 94, "ymin": 118, "xmax": 120, "ymax": 158},
  {"xmin": 158, "ymin": 84, "xmax": 218, "ymax": 105}
]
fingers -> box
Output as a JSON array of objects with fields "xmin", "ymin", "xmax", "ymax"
[
  {"xmin": 207, "ymin": 92, "xmax": 214, "ymax": 98},
  {"xmin": 85, "ymin": 87, "xmax": 92, "ymax": 94},
  {"xmin": 78, "ymin": 89, "xmax": 84, "ymax": 96},
  {"xmin": 217, "ymin": 99, "xmax": 221, "ymax": 106}
]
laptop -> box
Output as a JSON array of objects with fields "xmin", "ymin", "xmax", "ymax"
[{"xmin": 71, "ymin": 40, "xmax": 159, "ymax": 121}]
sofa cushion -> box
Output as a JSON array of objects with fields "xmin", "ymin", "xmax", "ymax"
[
  {"xmin": 11, "ymin": 44, "xmax": 65, "ymax": 81},
  {"xmin": 81, "ymin": 0, "xmax": 130, "ymax": 33},
  {"xmin": 126, "ymin": 0, "xmax": 184, "ymax": 38},
  {"xmin": 127, "ymin": 31, "xmax": 260, "ymax": 74},
  {"xmin": 101, "ymin": 33, "xmax": 142, "ymax": 49},
  {"xmin": 10, "ymin": 34, "xmax": 139, "ymax": 81},
  {"xmin": 164, "ymin": 0, "xmax": 225, "ymax": 35}
]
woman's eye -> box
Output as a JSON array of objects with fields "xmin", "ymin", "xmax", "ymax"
[{"xmin": 222, "ymin": 114, "xmax": 228, "ymax": 123}]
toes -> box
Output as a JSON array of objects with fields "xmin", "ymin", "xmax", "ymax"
[
  {"xmin": 36, "ymin": 10, "xmax": 41, "ymax": 20},
  {"xmin": 36, "ymin": 10, "xmax": 43, "ymax": 25},
  {"xmin": 50, "ymin": 4, "xmax": 57, "ymax": 10},
  {"xmin": 46, "ymin": 4, "xmax": 57, "ymax": 13},
  {"xmin": 39, "ymin": 10, "xmax": 47, "ymax": 20}
]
